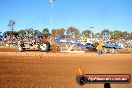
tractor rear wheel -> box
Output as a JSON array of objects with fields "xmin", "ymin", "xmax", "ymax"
[{"xmin": 38, "ymin": 42, "xmax": 50, "ymax": 52}]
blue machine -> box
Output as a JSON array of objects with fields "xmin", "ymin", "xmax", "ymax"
[
  {"xmin": 102, "ymin": 44, "xmax": 121, "ymax": 49},
  {"xmin": 81, "ymin": 43, "xmax": 97, "ymax": 49},
  {"xmin": 37, "ymin": 34, "xmax": 43, "ymax": 37},
  {"xmin": 2, "ymin": 33, "xmax": 7, "ymax": 38}
]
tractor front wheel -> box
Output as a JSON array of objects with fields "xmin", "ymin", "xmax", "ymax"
[
  {"xmin": 38, "ymin": 42, "xmax": 50, "ymax": 52},
  {"xmin": 18, "ymin": 46, "xmax": 24, "ymax": 52}
]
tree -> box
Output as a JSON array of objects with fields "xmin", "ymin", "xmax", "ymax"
[
  {"xmin": 66, "ymin": 27, "xmax": 80, "ymax": 38},
  {"xmin": 28, "ymin": 28, "xmax": 33, "ymax": 34},
  {"xmin": 25, "ymin": 28, "xmax": 34, "ymax": 37},
  {"xmin": 95, "ymin": 32, "xmax": 102, "ymax": 38},
  {"xmin": 8, "ymin": 20, "xmax": 15, "ymax": 31},
  {"xmin": 7, "ymin": 20, "xmax": 15, "ymax": 41},
  {"xmin": 59, "ymin": 28, "xmax": 65, "ymax": 35},
  {"xmin": 51, "ymin": 29, "xmax": 56, "ymax": 37},
  {"xmin": 4, "ymin": 31, "xmax": 11, "ymax": 36},
  {"xmin": 42, "ymin": 28, "xmax": 50, "ymax": 36},
  {"xmin": 131, "ymin": 32, "xmax": 132, "ymax": 39},
  {"xmin": 34, "ymin": 30, "xmax": 41, "ymax": 37},
  {"xmin": 101, "ymin": 29, "xmax": 110, "ymax": 39},
  {"xmin": 0, "ymin": 32, "xmax": 2, "ymax": 36},
  {"xmin": 111, "ymin": 30, "xmax": 124, "ymax": 39},
  {"xmin": 13, "ymin": 31, "xmax": 19, "ymax": 37},
  {"xmin": 101, "ymin": 29, "xmax": 110, "ymax": 35},
  {"xmin": 56, "ymin": 28, "xmax": 65, "ymax": 37},
  {"xmin": 82, "ymin": 29, "xmax": 94, "ymax": 38},
  {"xmin": 17, "ymin": 29, "xmax": 26, "ymax": 37},
  {"xmin": 123, "ymin": 31, "xmax": 128, "ymax": 35},
  {"xmin": 51, "ymin": 28, "xmax": 65, "ymax": 38},
  {"xmin": 4, "ymin": 31, "xmax": 18, "ymax": 36},
  {"xmin": 125, "ymin": 33, "xmax": 131, "ymax": 40}
]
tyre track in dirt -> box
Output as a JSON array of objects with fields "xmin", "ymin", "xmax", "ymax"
[{"xmin": 0, "ymin": 47, "xmax": 132, "ymax": 88}]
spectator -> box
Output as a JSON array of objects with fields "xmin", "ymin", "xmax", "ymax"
[{"xmin": 97, "ymin": 42, "xmax": 103, "ymax": 55}]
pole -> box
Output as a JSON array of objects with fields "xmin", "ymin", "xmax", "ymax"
[
  {"xmin": 90, "ymin": 27, "xmax": 94, "ymax": 39},
  {"xmin": 51, "ymin": 16, "xmax": 53, "ymax": 31},
  {"xmin": 50, "ymin": 0, "xmax": 54, "ymax": 32},
  {"xmin": 50, "ymin": 0, "xmax": 56, "ymax": 37}
]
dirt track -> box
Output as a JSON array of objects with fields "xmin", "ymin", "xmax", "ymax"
[{"xmin": 0, "ymin": 47, "xmax": 132, "ymax": 88}]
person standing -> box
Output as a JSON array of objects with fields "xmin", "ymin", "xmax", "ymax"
[{"xmin": 97, "ymin": 42, "xmax": 103, "ymax": 55}]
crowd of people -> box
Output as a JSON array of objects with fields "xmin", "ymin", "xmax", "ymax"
[
  {"xmin": 0, "ymin": 34, "xmax": 132, "ymax": 49},
  {"xmin": 0, "ymin": 35, "xmax": 36, "ymax": 46}
]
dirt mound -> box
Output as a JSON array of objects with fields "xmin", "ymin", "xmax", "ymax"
[
  {"xmin": 118, "ymin": 48, "xmax": 132, "ymax": 54},
  {"xmin": 0, "ymin": 46, "xmax": 132, "ymax": 54},
  {"xmin": 0, "ymin": 46, "xmax": 18, "ymax": 52}
]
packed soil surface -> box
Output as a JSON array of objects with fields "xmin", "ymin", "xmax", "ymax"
[{"xmin": 0, "ymin": 47, "xmax": 132, "ymax": 88}]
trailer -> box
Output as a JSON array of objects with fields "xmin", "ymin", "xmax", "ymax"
[
  {"xmin": 56, "ymin": 39, "xmax": 86, "ymax": 53},
  {"xmin": 82, "ymin": 43, "xmax": 122, "ymax": 53},
  {"xmin": 102, "ymin": 43, "xmax": 121, "ymax": 53},
  {"xmin": 56, "ymin": 39, "xmax": 123, "ymax": 53}
]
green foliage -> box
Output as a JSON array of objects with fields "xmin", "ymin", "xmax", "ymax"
[
  {"xmin": 82, "ymin": 29, "xmax": 94, "ymax": 38},
  {"xmin": 42, "ymin": 28, "xmax": 50, "ymax": 36},
  {"xmin": 110, "ymin": 30, "xmax": 130, "ymax": 39},
  {"xmin": 66, "ymin": 27, "xmax": 80, "ymax": 38},
  {"xmin": 4, "ymin": 31, "xmax": 19, "ymax": 36},
  {"xmin": 94, "ymin": 32, "xmax": 102, "ymax": 38},
  {"xmin": 14, "ymin": 28, "xmax": 41, "ymax": 37},
  {"xmin": 3, "ymin": 21, "xmax": 132, "ymax": 40},
  {"xmin": 101, "ymin": 29, "xmax": 110, "ymax": 35},
  {"xmin": 34, "ymin": 30, "xmax": 41, "ymax": 36},
  {"xmin": 51, "ymin": 28, "xmax": 65, "ymax": 37},
  {"xmin": 4, "ymin": 31, "xmax": 12, "ymax": 36},
  {"xmin": 13, "ymin": 31, "xmax": 19, "ymax": 36},
  {"xmin": 25, "ymin": 28, "xmax": 34, "ymax": 35},
  {"xmin": 17, "ymin": 30, "xmax": 26, "ymax": 36}
]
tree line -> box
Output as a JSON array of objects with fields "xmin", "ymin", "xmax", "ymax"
[
  {"xmin": 2, "ymin": 27, "xmax": 132, "ymax": 40},
  {"xmin": 0, "ymin": 20, "xmax": 132, "ymax": 40}
]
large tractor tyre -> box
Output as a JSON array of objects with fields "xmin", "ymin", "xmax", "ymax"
[
  {"xmin": 18, "ymin": 46, "xmax": 25, "ymax": 52},
  {"xmin": 38, "ymin": 42, "xmax": 50, "ymax": 52}
]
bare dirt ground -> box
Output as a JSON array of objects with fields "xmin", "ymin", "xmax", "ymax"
[{"xmin": 0, "ymin": 47, "xmax": 132, "ymax": 88}]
